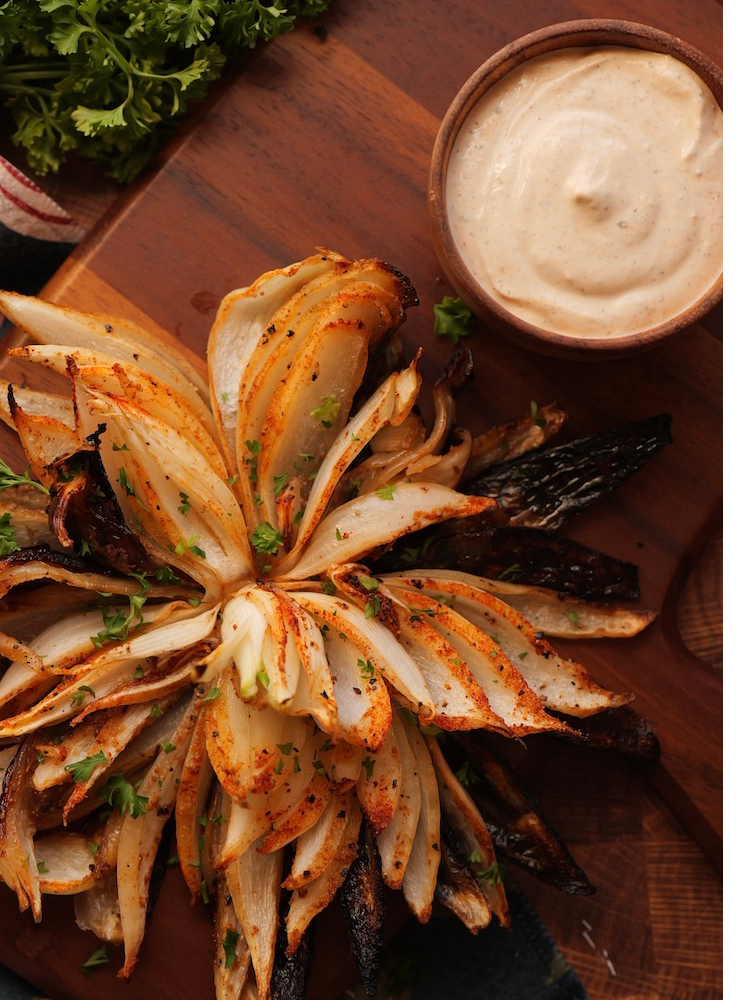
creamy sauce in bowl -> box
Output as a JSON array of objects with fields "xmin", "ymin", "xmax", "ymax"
[{"xmin": 445, "ymin": 47, "xmax": 723, "ymax": 338}]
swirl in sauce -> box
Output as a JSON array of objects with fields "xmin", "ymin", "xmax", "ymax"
[{"xmin": 446, "ymin": 47, "xmax": 723, "ymax": 337}]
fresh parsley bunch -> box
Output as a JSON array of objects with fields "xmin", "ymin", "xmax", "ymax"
[{"xmin": 0, "ymin": 1, "xmax": 331, "ymax": 182}]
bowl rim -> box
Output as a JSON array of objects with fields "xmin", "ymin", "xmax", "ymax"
[{"xmin": 428, "ymin": 19, "xmax": 724, "ymax": 357}]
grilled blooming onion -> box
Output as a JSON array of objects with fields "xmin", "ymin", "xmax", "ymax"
[{"xmin": 0, "ymin": 251, "xmax": 654, "ymax": 999}]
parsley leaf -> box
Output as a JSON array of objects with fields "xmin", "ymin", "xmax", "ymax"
[
  {"xmin": 0, "ymin": 512, "xmax": 19, "ymax": 556},
  {"xmin": 310, "ymin": 394, "xmax": 341, "ymax": 428},
  {"xmin": 251, "ymin": 522, "xmax": 283, "ymax": 555},
  {"xmin": 81, "ymin": 945, "xmax": 109, "ymax": 974},
  {"xmin": 64, "ymin": 750, "xmax": 109, "ymax": 782},
  {"xmin": 433, "ymin": 296, "xmax": 475, "ymax": 346},
  {"xmin": 0, "ymin": 457, "xmax": 49, "ymax": 495},
  {"xmin": 222, "ymin": 928, "xmax": 239, "ymax": 969},
  {"xmin": 98, "ymin": 772, "xmax": 149, "ymax": 818}
]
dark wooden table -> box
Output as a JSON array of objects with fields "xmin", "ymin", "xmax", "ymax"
[{"xmin": 0, "ymin": 1, "xmax": 722, "ymax": 998}]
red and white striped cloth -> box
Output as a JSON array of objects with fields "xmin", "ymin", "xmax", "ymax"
[{"xmin": 0, "ymin": 154, "xmax": 86, "ymax": 245}]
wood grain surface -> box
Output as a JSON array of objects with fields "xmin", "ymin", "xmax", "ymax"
[{"xmin": 0, "ymin": 1, "xmax": 722, "ymax": 998}]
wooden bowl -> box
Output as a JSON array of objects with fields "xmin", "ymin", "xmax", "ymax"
[{"xmin": 428, "ymin": 20, "xmax": 723, "ymax": 359}]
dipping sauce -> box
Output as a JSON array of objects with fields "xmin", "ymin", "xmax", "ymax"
[{"xmin": 446, "ymin": 47, "xmax": 723, "ymax": 338}]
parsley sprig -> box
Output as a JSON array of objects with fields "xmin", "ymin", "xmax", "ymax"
[
  {"xmin": 0, "ymin": 1, "xmax": 332, "ymax": 183},
  {"xmin": 98, "ymin": 771, "xmax": 149, "ymax": 818},
  {"xmin": 0, "ymin": 457, "xmax": 49, "ymax": 495},
  {"xmin": 90, "ymin": 571, "xmax": 150, "ymax": 648}
]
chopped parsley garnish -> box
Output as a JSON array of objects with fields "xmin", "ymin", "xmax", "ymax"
[
  {"xmin": 310, "ymin": 394, "xmax": 341, "ymax": 428},
  {"xmin": 155, "ymin": 565, "xmax": 182, "ymax": 585},
  {"xmin": 98, "ymin": 772, "xmax": 148, "ymax": 818},
  {"xmin": 433, "ymin": 295, "xmax": 475, "ymax": 346},
  {"xmin": 455, "ymin": 760, "xmax": 480, "ymax": 788},
  {"xmin": 362, "ymin": 756, "xmax": 376, "ymax": 779},
  {"xmin": 150, "ymin": 704, "xmax": 163, "ymax": 718},
  {"xmin": 477, "ymin": 860, "xmax": 506, "ymax": 885},
  {"xmin": 359, "ymin": 574, "xmax": 380, "ymax": 591},
  {"xmin": 202, "ymin": 687, "xmax": 221, "ymax": 702},
  {"xmin": 358, "ymin": 658, "xmax": 375, "ymax": 678},
  {"xmin": 112, "ymin": 442, "xmax": 129, "ymax": 451},
  {"xmin": 0, "ymin": 512, "xmax": 19, "ymax": 556},
  {"xmin": 320, "ymin": 579, "xmax": 337, "ymax": 595},
  {"xmin": 117, "ymin": 466, "xmax": 138, "ymax": 497},
  {"xmin": 530, "ymin": 400, "xmax": 547, "ymax": 428},
  {"xmin": 178, "ymin": 491, "xmax": 191, "ymax": 515},
  {"xmin": 251, "ymin": 522, "xmax": 283, "ymax": 555},
  {"xmin": 244, "ymin": 439, "xmax": 261, "ymax": 483},
  {"xmin": 81, "ymin": 945, "xmax": 109, "ymax": 974},
  {"xmin": 64, "ymin": 750, "xmax": 109, "ymax": 782},
  {"xmin": 273, "ymin": 473, "xmax": 288, "ymax": 497},
  {"xmin": 222, "ymin": 929, "xmax": 240, "ymax": 969},
  {"xmin": 497, "ymin": 562, "xmax": 521, "ymax": 582},
  {"xmin": 375, "ymin": 483, "xmax": 396, "ymax": 501},
  {"xmin": 174, "ymin": 535, "xmax": 206, "ymax": 558},
  {"xmin": 162, "ymin": 741, "xmax": 177, "ymax": 754},
  {"xmin": 364, "ymin": 594, "xmax": 381, "ymax": 619},
  {"xmin": 90, "ymin": 572, "xmax": 150, "ymax": 648},
  {"xmin": 69, "ymin": 684, "xmax": 96, "ymax": 708},
  {"xmin": 0, "ymin": 457, "xmax": 49, "ymax": 495}
]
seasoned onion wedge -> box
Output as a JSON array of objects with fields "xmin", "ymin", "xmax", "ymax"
[
  {"xmin": 356, "ymin": 725, "xmax": 401, "ymax": 834},
  {"xmin": 0, "ymin": 290, "xmax": 212, "ymax": 412},
  {"xmin": 34, "ymin": 830, "xmax": 99, "ymax": 894},
  {"xmin": 279, "ymin": 484, "xmax": 495, "ymax": 580},
  {"xmin": 401, "ymin": 724, "xmax": 441, "ymax": 923},
  {"xmin": 285, "ymin": 360, "xmax": 421, "ymax": 558},
  {"xmin": 225, "ymin": 827, "xmax": 283, "ymax": 1000},
  {"xmin": 376, "ymin": 710, "xmax": 420, "ymax": 889},
  {"xmin": 118, "ymin": 693, "xmax": 200, "ymax": 978},
  {"xmin": 388, "ymin": 569, "xmax": 656, "ymax": 639},
  {"xmin": 208, "ymin": 252, "xmax": 340, "ymax": 475}
]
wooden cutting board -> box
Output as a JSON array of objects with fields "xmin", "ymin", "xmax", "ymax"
[{"xmin": 0, "ymin": 1, "xmax": 722, "ymax": 998}]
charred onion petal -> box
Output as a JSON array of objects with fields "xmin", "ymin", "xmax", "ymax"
[
  {"xmin": 434, "ymin": 822, "xmax": 492, "ymax": 934},
  {"xmin": 462, "ymin": 414, "xmax": 673, "ymax": 530},
  {"xmin": 462, "ymin": 402, "xmax": 567, "ymax": 481},
  {"xmin": 339, "ymin": 820, "xmax": 386, "ymax": 997},
  {"xmin": 48, "ymin": 450, "xmax": 155, "ymax": 574},
  {"xmin": 271, "ymin": 902, "xmax": 312, "ymax": 1000},
  {"xmin": 376, "ymin": 519, "xmax": 642, "ymax": 600},
  {"xmin": 0, "ymin": 739, "xmax": 41, "ymax": 917},
  {"xmin": 0, "ymin": 543, "xmax": 119, "ymax": 584},
  {"xmin": 551, "ymin": 706, "xmax": 661, "ymax": 760},
  {"xmin": 450, "ymin": 733, "xmax": 594, "ymax": 895}
]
